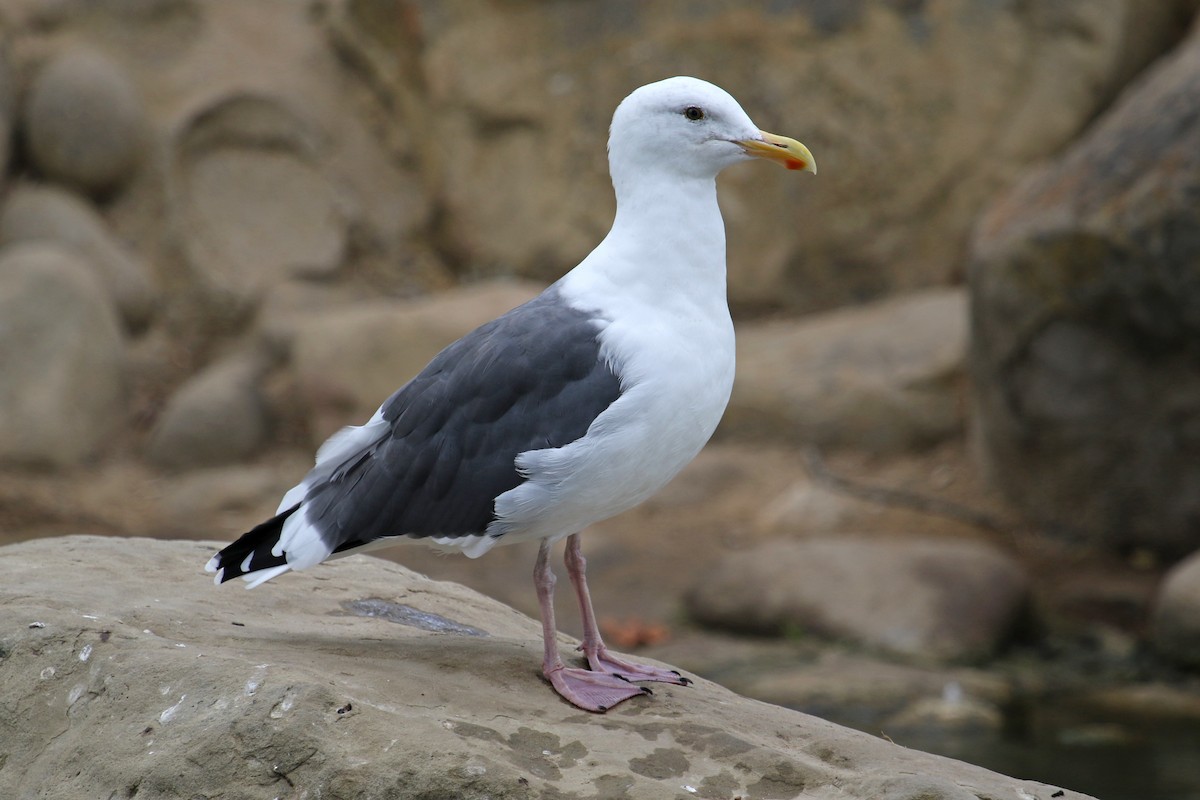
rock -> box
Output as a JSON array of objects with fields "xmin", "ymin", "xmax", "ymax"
[
  {"xmin": 1151, "ymin": 550, "xmax": 1200, "ymax": 669},
  {"xmin": 968, "ymin": 19, "xmax": 1200, "ymax": 555},
  {"xmin": 145, "ymin": 350, "xmax": 269, "ymax": 470},
  {"xmin": 169, "ymin": 94, "xmax": 350, "ymax": 307},
  {"xmin": 157, "ymin": 463, "xmax": 301, "ymax": 536},
  {"xmin": 333, "ymin": 0, "xmax": 1194, "ymax": 312},
  {"xmin": 0, "ymin": 183, "xmax": 159, "ymax": 331},
  {"xmin": 291, "ymin": 279, "xmax": 543, "ymax": 443},
  {"xmin": 17, "ymin": 2, "xmax": 435, "ymax": 324},
  {"xmin": 686, "ymin": 536, "xmax": 1030, "ymax": 663},
  {"xmin": 753, "ymin": 477, "xmax": 868, "ymax": 533},
  {"xmin": 253, "ymin": 278, "xmax": 378, "ymax": 359},
  {"xmin": 649, "ymin": 631, "xmax": 1015, "ymax": 731},
  {"xmin": 22, "ymin": 48, "xmax": 148, "ymax": 195},
  {"xmin": 0, "ymin": 535, "xmax": 1091, "ymax": 800},
  {"xmin": 721, "ymin": 288, "xmax": 966, "ymax": 451},
  {"xmin": 0, "ymin": 242, "xmax": 125, "ymax": 467},
  {"xmin": 0, "ymin": 43, "xmax": 14, "ymax": 193}
]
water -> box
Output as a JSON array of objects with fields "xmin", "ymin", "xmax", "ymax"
[{"xmin": 824, "ymin": 699, "xmax": 1200, "ymax": 800}]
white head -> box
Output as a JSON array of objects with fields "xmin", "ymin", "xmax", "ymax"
[{"xmin": 607, "ymin": 76, "xmax": 815, "ymax": 191}]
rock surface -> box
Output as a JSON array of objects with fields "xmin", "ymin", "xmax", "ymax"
[
  {"xmin": 1151, "ymin": 550, "xmax": 1200, "ymax": 669},
  {"xmin": 352, "ymin": 0, "xmax": 1194, "ymax": 312},
  {"xmin": 0, "ymin": 242, "xmax": 125, "ymax": 467},
  {"xmin": 968, "ymin": 18, "xmax": 1200, "ymax": 555},
  {"xmin": 687, "ymin": 536, "xmax": 1030, "ymax": 663},
  {"xmin": 0, "ymin": 183, "xmax": 158, "ymax": 331},
  {"xmin": 0, "ymin": 535, "xmax": 1086, "ymax": 800},
  {"xmin": 170, "ymin": 94, "xmax": 351, "ymax": 306},
  {"xmin": 722, "ymin": 289, "xmax": 966, "ymax": 451},
  {"xmin": 22, "ymin": 48, "xmax": 147, "ymax": 194},
  {"xmin": 146, "ymin": 351, "xmax": 269, "ymax": 470},
  {"xmin": 0, "ymin": 44, "xmax": 13, "ymax": 195}
]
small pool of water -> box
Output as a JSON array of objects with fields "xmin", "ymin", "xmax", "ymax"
[{"xmin": 822, "ymin": 701, "xmax": 1200, "ymax": 800}]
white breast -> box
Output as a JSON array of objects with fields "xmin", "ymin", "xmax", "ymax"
[{"xmin": 484, "ymin": 268, "xmax": 735, "ymax": 550}]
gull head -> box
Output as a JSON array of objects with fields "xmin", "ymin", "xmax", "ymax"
[{"xmin": 607, "ymin": 76, "xmax": 816, "ymax": 185}]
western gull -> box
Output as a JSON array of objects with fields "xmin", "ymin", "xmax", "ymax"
[{"xmin": 205, "ymin": 76, "xmax": 815, "ymax": 712}]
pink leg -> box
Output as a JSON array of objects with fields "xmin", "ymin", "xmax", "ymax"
[
  {"xmin": 564, "ymin": 533, "xmax": 691, "ymax": 686},
  {"xmin": 534, "ymin": 538, "xmax": 649, "ymax": 712}
]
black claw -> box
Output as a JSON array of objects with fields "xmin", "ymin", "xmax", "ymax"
[
  {"xmin": 641, "ymin": 686, "xmax": 654, "ymax": 696},
  {"xmin": 674, "ymin": 672, "xmax": 693, "ymax": 686}
]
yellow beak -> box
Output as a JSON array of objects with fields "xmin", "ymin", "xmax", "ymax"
[{"xmin": 736, "ymin": 131, "xmax": 817, "ymax": 174}]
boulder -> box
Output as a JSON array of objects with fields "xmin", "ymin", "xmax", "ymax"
[
  {"xmin": 137, "ymin": 1, "xmax": 436, "ymax": 314},
  {"xmin": 0, "ymin": 183, "xmax": 159, "ymax": 331},
  {"xmin": 721, "ymin": 288, "xmax": 966, "ymax": 451},
  {"xmin": 169, "ymin": 94, "xmax": 350, "ymax": 307},
  {"xmin": 253, "ymin": 278, "xmax": 378, "ymax": 359},
  {"xmin": 22, "ymin": 48, "xmax": 148, "ymax": 195},
  {"xmin": 968, "ymin": 19, "xmax": 1200, "ymax": 555},
  {"xmin": 0, "ymin": 43, "xmax": 13, "ymax": 191},
  {"xmin": 156, "ymin": 462, "xmax": 308, "ymax": 537},
  {"xmin": 1151, "ymin": 550, "xmax": 1200, "ymax": 669},
  {"xmin": 145, "ymin": 351, "xmax": 269, "ymax": 470},
  {"xmin": 753, "ymin": 477, "xmax": 868, "ymax": 533},
  {"xmin": 290, "ymin": 280, "xmax": 543, "ymax": 443},
  {"xmin": 686, "ymin": 536, "xmax": 1030, "ymax": 663},
  {"xmin": 4, "ymin": 1, "xmax": 436, "ymax": 327},
  {"xmin": 0, "ymin": 535, "xmax": 1089, "ymax": 800},
  {"xmin": 0, "ymin": 242, "xmax": 125, "ymax": 467},
  {"xmin": 331, "ymin": 0, "xmax": 1195, "ymax": 312}
]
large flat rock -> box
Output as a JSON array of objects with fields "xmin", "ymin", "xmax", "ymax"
[{"xmin": 0, "ymin": 536, "xmax": 1087, "ymax": 799}]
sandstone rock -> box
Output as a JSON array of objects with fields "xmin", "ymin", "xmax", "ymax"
[
  {"xmin": 0, "ymin": 242, "xmax": 125, "ymax": 467},
  {"xmin": 157, "ymin": 463, "xmax": 301, "ymax": 536},
  {"xmin": 778, "ymin": 663, "xmax": 1009, "ymax": 736},
  {"xmin": 146, "ymin": 350, "xmax": 269, "ymax": 470},
  {"xmin": 722, "ymin": 288, "xmax": 966, "ymax": 451},
  {"xmin": 753, "ymin": 477, "xmax": 869, "ymax": 533},
  {"xmin": 12, "ymin": 1, "xmax": 437, "ymax": 325},
  {"xmin": 0, "ymin": 183, "xmax": 159, "ymax": 331},
  {"xmin": 0, "ymin": 44, "xmax": 13, "ymax": 193},
  {"xmin": 22, "ymin": 48, "xmax": 147, "ymax": 195},
  {"xmin": 968, "ymin": 19, "xmax": 1200, "ymax": 555},
  {"xmin": 291, "ymin": 280, "xmax": 543, "ymax": 443},
  {"xmin": 170, "ymin": 93, "xmax": 350, "ymax": 306},
  {"xmin": 334, "ymin": 0, "xmax": 1194, "ymax": 312},
  {"xmin": 687, "ymin": 536, "xmax": 1029, "ymax": 663},
  {"xmin": 138, "ymin": 0, "xmax": 437, "ymax": 315},
  {"xmin": 0, "ymin": 535, "xmax": 1090, "ymax": 799},
  {"xmin": 1151, "ymin": 550, "xmax": 1200, "ymax": 669},
  {"xmin": 253, "ymin": 278, "xmax": 379, "ymax": 359}
]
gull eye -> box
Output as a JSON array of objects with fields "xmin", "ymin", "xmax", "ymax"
[{"xmin": 683, "ymin": 105, "xmax": 705, "ymax": 121}]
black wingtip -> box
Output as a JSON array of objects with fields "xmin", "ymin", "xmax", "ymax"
[{"xmin": 209, "ymin": 504, "xmax": 300, "ymax": 582}]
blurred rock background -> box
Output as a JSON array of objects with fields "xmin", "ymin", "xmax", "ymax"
[{"xmin": 1, "ymin": 1, "xmax": 1199, "ymax": 796}]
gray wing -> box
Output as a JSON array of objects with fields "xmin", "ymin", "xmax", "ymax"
[{"xmin": 300, "ymin": 288, "xmax": 621, "ymax": 553}]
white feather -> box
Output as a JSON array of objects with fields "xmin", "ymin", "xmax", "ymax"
[
  {"xmin": 272, "ymin": 504, "xmax": 333, "ymax": 569},
  {"xmin": 314, "ymin": 406, "xmax": 388, "ymax": 465},
  {"xmin": 276, "ymin": 406, "xmax": 390, "ymax": 514},
  {"xmin": 242, "ymin": 564, "xmax": 291, "ymax": 589}
]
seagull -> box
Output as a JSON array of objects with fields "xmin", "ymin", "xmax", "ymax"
[{"xmin": 206, "ymin": 76, "xmax": 815, "ymax": 712}]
